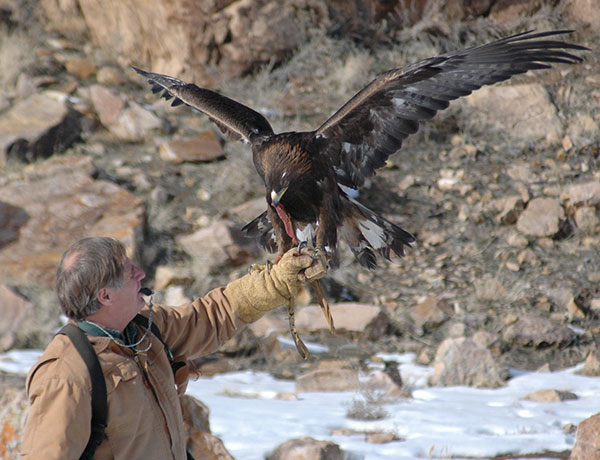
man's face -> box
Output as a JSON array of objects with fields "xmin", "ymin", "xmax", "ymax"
[{"xmin": 105, "ymin": 257, "xmax": 146, "ymax": 315}]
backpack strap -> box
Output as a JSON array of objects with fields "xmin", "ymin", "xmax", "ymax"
[{"xmin": 58, "ymin": 324, "xmax": 107, "ymax": 460}]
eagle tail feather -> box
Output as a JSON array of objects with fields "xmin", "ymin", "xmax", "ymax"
[{"xmin": 341, "ymin": 199, "xmax": 415, "ymax": 269}]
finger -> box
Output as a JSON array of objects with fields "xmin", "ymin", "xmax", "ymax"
[
  {"xmin": 303, "ymin": 260, "xmax": 327, "ymax": 281},
  {"xmin": 292, "ymin": 254, "xmax": 313, "ymax": 268}
]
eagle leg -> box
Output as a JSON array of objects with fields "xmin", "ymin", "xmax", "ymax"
[
  {"xmin": 310, "ymin": 279, "xmax": 335, "ymax": 335},
  {"xmin": 288, "ymin": 297, "xmax": 310, "ymax": 359},
  {"xmin": 307, "ymin": 245, "xmax": 335, "ymax": 334},
  {"xmin": 265, "ymin": 254, "xmax": 284, "ymax": 275}
]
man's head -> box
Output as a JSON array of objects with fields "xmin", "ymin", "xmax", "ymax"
[{"xmin": 56, "ymin": 237, "xmax": 145, "ymax": 321}]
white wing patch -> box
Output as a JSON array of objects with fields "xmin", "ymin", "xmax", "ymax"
[
  {"xmin": 338, "ymin": 184, "xmax": 360, "ymax": 198},
  {"xmin": 295, "ymin": 223, "xmax": 316, "ymax": 246},
  {"xmin": 358, "ymin": 219, "xmax": 386, "ymax": 249},
  {"xmin": 392, "ymin": 97, "xmax": 407, "ymax": 108}
]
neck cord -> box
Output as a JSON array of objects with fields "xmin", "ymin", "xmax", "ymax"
[{"xmin": 80, "ymin": 289, "xmax": 155, "ymax": 354}]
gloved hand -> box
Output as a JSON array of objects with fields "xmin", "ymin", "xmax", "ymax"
[{"xmin": 224, "ymin": 246, "xmax": 327, "ymax": 323}]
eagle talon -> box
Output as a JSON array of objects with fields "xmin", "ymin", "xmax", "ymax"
[
  {"xmin": 296, "ymin": 240, "xmax": 309, "ymax": 254},
  {"xmin": 311, "ymin": 246, "xmax": 329, "ymax": 267}
]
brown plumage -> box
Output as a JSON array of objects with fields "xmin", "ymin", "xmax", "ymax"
[{"xmin": 135, "ymin": 30, "xmax": 587, "ymax": 357}]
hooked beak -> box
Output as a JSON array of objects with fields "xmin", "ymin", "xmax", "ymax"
[{"xmin": 270, "ymin": 187, "xmax": 288, "ymax": 207}]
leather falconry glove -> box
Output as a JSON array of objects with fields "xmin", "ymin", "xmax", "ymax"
[{"xmin": 225, "ymin": 246, "xmax": 327, "ymax": 323}]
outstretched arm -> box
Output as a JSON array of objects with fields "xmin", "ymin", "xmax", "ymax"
[{"xmin": 147, "ymin": 246, "xmax": 326, "ymax": 359}]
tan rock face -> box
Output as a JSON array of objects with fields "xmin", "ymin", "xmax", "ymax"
[
  {"xmin": 177, "ymin": 219, "xmax": 260, "ymax": 273},
  {"xmin": 0, "ymin": 155, "xmax": 145, "ymax": 287},
  {"xmin": 44, "ymin": 0, "xmax": 444, "ymax": 84},
  {"xmin": 502, "ymin": 314, "xmax": 574, "ymax": 348},
  {"xmin": 410, "ymin": 295, "xmax": 452, "ymax": 331},
  {"xmin": 463, "ymin": 84, "xmax": 563, "ymax": 143},
  {"xmin": 294, "ymin": 303, "xmax": 388, "ymax": 337},
  {"xmin": 567, "ymin": 181, "xmax": 600, "ymax": 206},
  {"xmin": 431, "ymin": 337, "xmax": 504, "ymax": 388},
  {"xmin": 570, "ymin": 413, "xmax": 600, "ymax": 460},
  {"xmin": 159, "ymin": 131, "xmax": 225, "ymax": 163},
  {"xmin": 0, "ymin": 286, "xmax": 33, "ymax": 352},
  {"xmin": 180, "ymin": 395, "xmax": 235, "ymax": 460},
  {"xmin": 267, "ymin": 436, "xmax": 345, "ymax": 460},
  {"xmin": 72, "ymin": 0, "xmax": 329, "ymax": 82},
  {"xmin": 296, "ymin": 367, "xmax": 360, "ymax": 392},
  {"xmin": 522, "ymin": 389, "xmax": 578, "ymax": 403}
]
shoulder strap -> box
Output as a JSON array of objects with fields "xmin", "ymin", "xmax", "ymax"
[
  {"xmin": 132, "ymin": 313, "xmax": 163, "ymax": 342},
  {"xmin": 58, "ymin": 324, "xmax": 107, "ymax": 460}
]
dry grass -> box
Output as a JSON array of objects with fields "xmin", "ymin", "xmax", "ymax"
[
  {"xmin": 0, "ymin": 26, "xmax": 35, "ymax": 91},
  {"xmin": 474, "ymin": 268, "xmax": 528, "ymax": 308}
]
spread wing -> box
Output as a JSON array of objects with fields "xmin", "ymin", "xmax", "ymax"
[
  {"xmin": 133, "ymin": 67, "xmax": 274, "ymax": 143},
  {"xmin": 241, "ymin": 211, "xmax": 278, "ymax": 253},
  {"xmin": 314, "ymin": 30, "xmax": 587, "ymax": 189}
]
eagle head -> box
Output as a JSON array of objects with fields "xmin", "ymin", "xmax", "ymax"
[
  {"xmin": 267, "ymin": 169, "xmax": 292, "ymax": 207},
  {"xmin": 270, "ymin": 186, "xmax": 288, "ymax": 207}
]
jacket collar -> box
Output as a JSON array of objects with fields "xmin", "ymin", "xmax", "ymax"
[{"xmin": 76, "ymin": 320, "xmax": 138, "ymax": 346}]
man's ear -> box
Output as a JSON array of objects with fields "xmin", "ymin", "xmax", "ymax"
[{"xmin": 97, "ymin": 287, "xmax": 111, "ymax": 306}]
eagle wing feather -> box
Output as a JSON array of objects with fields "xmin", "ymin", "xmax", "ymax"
[
  {"xmin": 133, "ymin": 67, "xmax": 274, "ymax": 144},
  {"xmin": 314, "ymin": 30, "xmax": 587, "ymax": 189}
]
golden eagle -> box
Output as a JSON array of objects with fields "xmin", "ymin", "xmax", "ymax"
[{"xmin": 135, "ymin": 30, "xmax": 586, "ymax": 357}]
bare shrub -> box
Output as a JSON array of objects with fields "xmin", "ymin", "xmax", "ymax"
[{"xmin": 345, "ymin": 388, "xmax": 390, "ymax": 421}]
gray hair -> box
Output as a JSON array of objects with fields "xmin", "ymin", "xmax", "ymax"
[{"xmin": 55, "ymin": 237, "xmax": 127, "ymax": 319}]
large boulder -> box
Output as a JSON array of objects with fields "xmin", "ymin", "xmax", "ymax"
[
  {"xmin": 181, "ymin": 395, "xmax": 235, "ymax": 460},
  {"xmin": 431, "ymin": 337, "xmax": 504, "ymax": 388},
  {"xmin": 463, "ymin": 84, "xmax": 563, "ymax": 143},
  {"xmin": 177, "ymin": 219, "xmax": 260, "ymax": 273},
  {"xmin": 39, "ymin": 0, "xmax": 486, "ymax": 83},
  {"xmin": 0, "ymin": 286, "xmax": 33, "ymax": 352},
  {"xmin": 295, "ymin": 303, "xmax": 390, "ymax": 339},
  {"xmin": 267, "ymin": 437, "xmax": 345, "ymax": 460},
  {"xmin": 0, "ymin": 155, "xmax": 145, "ymax": 287},
  {"xmin": 0, "ymin": 92, "xmax": 81, "ymax": 164},
  {"xmin": 516, "ymin": 198, "xmax": 565, "ymax": 238},
  {"xmin": 502, "ymin": 314, "xmax": 574, "ymax": 348},
  {"xmin": 570, "ymin": 413, "xmax": 600, "ymax": 460},
  {"xmin": 42, "ymin": 0, "xmax": 330, "ymax": 82},
  {"xmin": 295, "ymin": 366, "xmax": 360, "ymax": 393}
]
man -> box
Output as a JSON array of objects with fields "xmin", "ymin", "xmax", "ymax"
[{"xmin": 21, "ymin": 236, "xmax": 325, "ymax": 460}]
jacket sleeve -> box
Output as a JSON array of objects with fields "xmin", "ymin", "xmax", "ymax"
[
  {"xmin": 21, "ymin": 364, "xmax": 92, "ymax": 460},
  {"xmin": 147, "ymin": 286, "xmax": 245, "ymax": 360}
]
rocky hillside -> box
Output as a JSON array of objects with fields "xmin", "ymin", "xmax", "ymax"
[{"xmin": 1, "ymin": 0, "xmax": 599, "ymax": 457}]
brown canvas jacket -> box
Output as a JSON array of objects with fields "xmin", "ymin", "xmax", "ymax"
[{"xmin": 21, "ymin": 286, "xmax": 244, "ymax": 460}]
